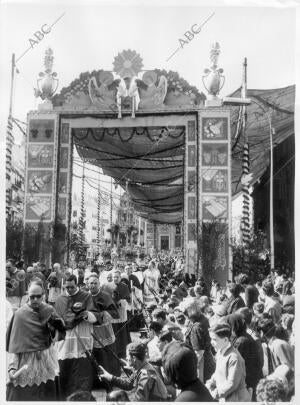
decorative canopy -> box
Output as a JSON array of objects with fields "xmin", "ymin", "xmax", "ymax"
[
  {"xmin": 52, "ymin": 51, "xmax": 294, "ymax": 223},
  {"xmin": 72, "ymin": 125, "xmax": 185, "ymax": 223},
  {"xmin": 229, "ymin": 85, "xmax": 294, "ymax": 196}
]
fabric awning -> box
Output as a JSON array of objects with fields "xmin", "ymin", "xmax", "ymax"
[
  {"xmin": 73, "ymin": 85, "xmax": 294, "ymax": 223},
  {"xmin": 73, "ymin": 126, "xmax": 185, "ymax": 223}
]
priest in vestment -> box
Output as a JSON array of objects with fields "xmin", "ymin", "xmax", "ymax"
[
  {"xmin": 54, "ymin": 274, "xmax": 98, "ymax": 399},
  {"xmin": 111, "ymin": 270, "xmax": 131, "ymax": 359},
  {"xmin": 88, "ymin": 274, "xmax": 121, "ymax": 379},
  {"xmin": 6, "ymin": 282, "xmax": 64, "ymax": 401}
]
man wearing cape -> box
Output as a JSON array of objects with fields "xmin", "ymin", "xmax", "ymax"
[{"xmin": 6, "ymin": 282, "xmax": 64, "ymax": 401}]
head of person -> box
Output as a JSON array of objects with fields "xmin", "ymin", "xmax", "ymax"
[
  {"xmin": 152, "ymin": 308, "xmax": 167, "ymax": 326},
  {"xmin": 198, "ymin": 295, "xmax": 210, "ymax": 311},
  {"xmin": 147, "ymin": 304, "xmax": 157, "ymax": 314},
  {"xmin": 257, "ymin": 314, "xmax": 275, "ymax": 341},
  {"xmin": 194, "ymin": 284, "xmax": 205, "ymax": 298},
  {"xmin": 223, "ymin": 313, "xmax": 247, "ymax": 338},
  {"xmin": 281, "ymin": 313, "xmax": 294, "ymax": 333},
  {"xmin": 185, "ymin": 302, "xmax": 206, "ymax": 324},
  {"xmin": 26, "ymin": 266, "xmax": 34, "ymax": 277},
  {"xmin": 88, "ymin": 275, "xmax": 100, "ymax": 294},
  {"xmin": 39, "ymin": 263, "xmax": 46, "ymax": 274},
  {"xmin": 66, "ymin": 390, "xmax": 96, "ymax": 401},
  {"xmin": 149, "ymin": 260, "xmax": 156, "ymax": 270},
  {"xmin": 175, "ymin": 312, "xmax": 186, "ymax": 326},
  {"xmin": 262, "ymin": 280, "xmax": 274, "ymax": 297},
  {"xmin": 209, "ymin": 322, "xmax": 232, "ymax": 352},
  {"xmin": 112, "ymin": 270, "xmax": 121, "ymax": 285},
  {"xmin": 253, "ymin": 301, "xmax": 264, "ymax": 316},
  {"xmin": 162, "ymin": 341, "xmax": 198, "ymax": 389},
  {"xmin": 53, "ymin": 262, "xmax": 61, "ymax": 273},
  {"xmin": 238, "ymin": 273, "xmax": 250, "ymax": 286},
  {"xmin": 228, "ymin": 283, "xmax": 241, "ymax": 298},
  {"xmin": 106, "ymin": 390, "xmax": 129, "ymax": 402},
  {"xmin": 256, "ymin": 378, "xmax": 287, "ymax": 402},
  {"xmin": 28, "ymin": 282, "xmax": 44, "ymax": 310},
  {"xmin": 167, "ymin": 301, "xmax": 177, "ymax": 314},
  {"xmin": 236, "ymin": 307, "xmax": 253, "ymax": 327},
  {"xmin": 149, "ymin": 320, "xmax": 163, "ymax": 338},
  {"xmin": 106, "ymin": 271, "xmax": 113, "ymax": 283},
  {"xmin": 157, "ymin": 330, "xmax": 173, "ymax": 353},
  {"xmin": 65, "ymin": 274, "xmax": 78, "ymax": 295},
  {"xmin": 126, "ymin": 342, "xmax": 147, "ymax": 370},
  {"xmin": 32, "ymin": 262, "xmax": 39, "ymax": 274},
  {"xmin": 6, "ymin": 259, "xmax": 15, "ymax": 274}
]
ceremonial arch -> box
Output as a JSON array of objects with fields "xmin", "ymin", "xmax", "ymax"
[{"xmin": 24, "ymin": 49, "xmax": 232, "ymax": 285}]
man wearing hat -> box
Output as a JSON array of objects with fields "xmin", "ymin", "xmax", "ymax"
[{"xmin": 100, "ymin": 341, "xmax": 168, "ymax": 401}]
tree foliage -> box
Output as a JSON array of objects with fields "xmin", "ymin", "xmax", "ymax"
[{"xmin": 6, "ymin": 218, "xmax": 24, "ymax": 261}]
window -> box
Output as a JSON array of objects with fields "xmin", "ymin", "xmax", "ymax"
[{"xmin": 73, "ymin": 210, "xmax": 77, "ymax": 217}]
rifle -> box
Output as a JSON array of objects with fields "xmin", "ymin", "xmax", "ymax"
[
  {"xmin": 144, "ymin": 280, "xmax": 160, "ymax": 304},
  {"xmin": 73, "ymin": 329, "xmax": 112, "ymax": 392},
  {"xmin": 91, "ymin": 332, "xmax": 131, "ymax": 378}
]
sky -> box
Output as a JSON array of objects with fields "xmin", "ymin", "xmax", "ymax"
[{"xmin": 0, "ymin": 2, "xmax": 297, "ymax": 131}]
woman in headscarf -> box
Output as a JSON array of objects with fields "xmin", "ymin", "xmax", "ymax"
[
  {"xmin": 223, "ymin": 313, "xmax": 262, "ymax": 400},
  {"xmin": 184, "ymin": 303, "xmax": 215, "ymax": 383}
]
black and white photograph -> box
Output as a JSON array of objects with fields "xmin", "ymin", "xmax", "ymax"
[{"xmin": 1, "ymin": 0, "xmax": 298, "ymax": 403}]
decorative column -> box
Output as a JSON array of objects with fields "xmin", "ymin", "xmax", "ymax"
[
  {"xmin": 78, "ymin": 162, "xmax": 86, "ymax": 258},
  {"xmin": 199, "ymin": 43, "xmax": 231, "ymax": 286},
  {"xmin": 97, "ymin": 174, "xmax": 101, "ymax": 253},
  {"xmin": 184, "ymin": 119, "xmax": 198, "ymax": 275},
  {"xmin": 241, "ymin": 58, "xmax": 251, "ymax": 271}
]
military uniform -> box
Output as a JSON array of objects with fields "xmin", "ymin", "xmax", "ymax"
[{"xmin": 110, "ymin": 361, "xmax": 168, "ymax": 401}]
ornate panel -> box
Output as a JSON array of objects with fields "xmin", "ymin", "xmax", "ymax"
[
  {"xmin": 24, "ymin": 115, "xmax": 59, "ymax": 225},
  {"xmin": 184, "ymin": 118, "xmax": 197, "ymax": 274},
  {"xmin": 199, "ymin": 110, "xmax": 231, "ymax": 285}
]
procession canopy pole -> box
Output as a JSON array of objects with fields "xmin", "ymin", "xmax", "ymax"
[
  {"xmin": 241, "ymin": 57, "xmax": 251, "ymax": 271},
  {"xmin": 97, "ymin": 171, "xmax": 101, "ymax": 254},
  {"xmin": 6, "ymin": 54, "xmax": 16, "ymax": 218}
]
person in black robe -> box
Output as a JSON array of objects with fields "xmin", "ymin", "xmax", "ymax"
[
  {"xmin": 111, "ymin": 270, "xmax": 131, "ymax": 359},
  {"xmin": 88, "ymin": 274, "xmax": 121, "ymax": 379}
]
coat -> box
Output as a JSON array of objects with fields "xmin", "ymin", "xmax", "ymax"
[{"xmin": 206, "ymin": 345, "xmax": 251, "ymax": 402}]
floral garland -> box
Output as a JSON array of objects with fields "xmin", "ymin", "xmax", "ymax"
[
  {"xmin": 53, "ymin": 68, "xmax": 206, "ymax": 106},
  {"xmin": 154, "ymin": 69, "xmax": 206, "ymax": 105},
  {"xmin": 53, "ymin": 70, "xmax": 103, "ymax": 106}
]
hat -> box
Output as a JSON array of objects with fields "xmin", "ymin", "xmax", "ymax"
[
  {"xmin": 210, "ymin": 322, "xmax": 231, "ymax": 335},
  {"xmin": 128, "ymin": 342, "xmax": 146, "ymax": 357}
]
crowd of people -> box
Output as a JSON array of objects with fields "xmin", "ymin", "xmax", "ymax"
[{"xmin": 6, "ymin": 255, "xmax": 295, "ymax": 402}]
